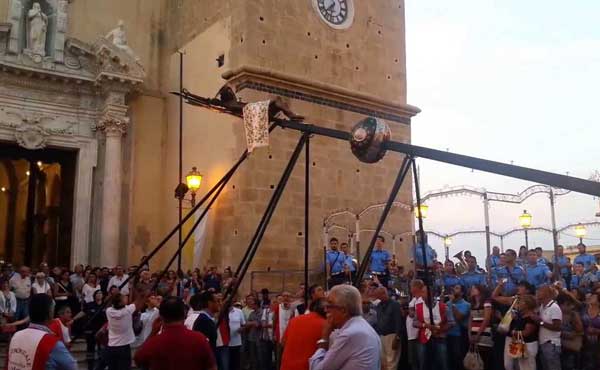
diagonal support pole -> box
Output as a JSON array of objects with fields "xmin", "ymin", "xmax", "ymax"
[
  {"xmin": 354, "ymin": 156, "xmax": 412, "ymax": 286},
  {"xmin": 220, "ymin": 133, "xmax": 308, "ymax": 324},
  {"xmin": 412, "ymin": 157, "xmax": 435, "ymax": 325}
]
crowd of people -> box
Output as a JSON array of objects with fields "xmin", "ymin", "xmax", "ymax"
[{"xmin": 2, "ymin": 234, "xmax": 600, "ymax": 370}]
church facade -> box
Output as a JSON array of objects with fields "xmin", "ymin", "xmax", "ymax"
[{"xmin": 0, "ymin": 0, "xmax": 419, "ymax": 284}]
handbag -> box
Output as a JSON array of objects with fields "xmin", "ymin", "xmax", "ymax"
[
  {"xmin": 497, "ymin": 298, "xmax": 518, "ymax": 334},
  {"xmin": 508, "ymin": 331, "xmax": 527, "ymax": 359},
  {"xmin": 463, "ymin": 344, "xmax": 484, "ymax": 370}
]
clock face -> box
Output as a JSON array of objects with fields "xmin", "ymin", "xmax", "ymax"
[{"xmin": 312, "ymin": 0, "xmax": 354, "ymax": 30}]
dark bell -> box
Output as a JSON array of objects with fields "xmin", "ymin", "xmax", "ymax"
[{"xmin": 349, "ymin": 117, "xmax": 391, "ymax": 163}]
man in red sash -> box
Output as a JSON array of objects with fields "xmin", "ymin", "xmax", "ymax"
[{"xmin": 7, "ymin": 294, "xmax": 77, "ymax": 370}]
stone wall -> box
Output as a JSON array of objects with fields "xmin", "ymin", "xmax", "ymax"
[
  {"xmin": 151, "ymin": 0, "xmax": 417, "ymax": 279},
  {"xmin": 0, "ymin": 0, "xmax": 418, "ymax": 274}
]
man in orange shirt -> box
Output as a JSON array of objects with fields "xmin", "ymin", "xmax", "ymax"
[{"xmin": 280, "ymin": 298, "xmax": 327, "ymax": 370}]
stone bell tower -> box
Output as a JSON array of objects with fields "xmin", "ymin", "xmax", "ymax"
[{"xmin": 158, "ymin": 0, "xmax": 419, "ymax": 284}]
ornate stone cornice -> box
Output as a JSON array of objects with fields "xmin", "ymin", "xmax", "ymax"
[{"xmin": 222, "ymin": 65, "xmax": 421, "ymax": 125}]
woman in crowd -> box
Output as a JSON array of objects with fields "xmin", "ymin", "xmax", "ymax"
[
  {"xmin": 581, "ymin": 292, "xmax": 600, "ymax": 370},
  {"xmin": 557, "ymin": 292, "xmax": 583, "ymax": 370},
  {"xmin": 0, "ymin": 279, "xmax": 16, "ymax": 322},
  {"xmin": 222, "ymin": 267, "xmax": 234, "ymax": 291},
  {"xmin": 32, "ymin": 272, "xmax": 52, "ymax": 296},
  {"xmin": 82, "ymin": 272, "xmax": 100, "ymax": 304},
  {"xmin": 468, "ymin": 284, "xmax": 494, "ymax": 367},
  {"xmin": 503, "ymin": 294, "xmax": 539, "ymax": 370},
  {"xmin": 188, "ymin": 270, "xmax": 204, "ymax": 295},
  {"xmin": 54, "ymin": 269, "xmax": 76, "ymax": 315},
  {"xmin": 77, "ymin": 290, "xmax": 107, "ymax": 370}
]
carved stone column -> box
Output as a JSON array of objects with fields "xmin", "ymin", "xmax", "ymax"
[{"xmin": 97, "ymin": 112, "xmax": 128, "ymax": 267}]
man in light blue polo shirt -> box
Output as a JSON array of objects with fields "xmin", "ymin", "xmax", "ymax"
[
  {"xmin": 462, "ymin": 256, "xmax": 487, "ymax": 291},
  {"xmin": 413, "ymin": 233, "xmax": 437, "ymax": 278},
  {"xmin": 487, "ymin": 246, "xmax": 501, "ymax": 270},
  {"xmin": 446, "ymin": 284, "xmax": 471, "ymax": 370},
  {"xmin": 494, "ymin": 249, "xmax": 526, "ymax": 296},
  {"xmin": 573, "ymin": 244, "xmax": 597, "ymax": 273},
  {"xmin": 525, "ymin": 249, "xmax": 551, "ymax": 288},
  {"xmin": 535, "ymin": 247, "xmax": 549, "ymax": 265},
  {"xmin": 553, "ymin": 245, "xmax": 572, "ymax": 288},
  {"xmin": 370, "ymin": 235, "xmax": 391, "ymax": 287},
  {"xmin": 326, "ymin": 238, "xmax": 346, "ymax": 287},
  {"xmin": 340, "ymin": 242, "xmax": 356, "ymax": 283}
]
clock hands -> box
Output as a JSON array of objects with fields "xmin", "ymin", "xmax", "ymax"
[{"xmin": 323, "ymin": 0, "xmax": 335, "ymax": 12}]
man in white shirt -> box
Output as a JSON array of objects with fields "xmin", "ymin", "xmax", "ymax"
[
  {"xmin": 185, "ymin": 294, "xmax": 203, "ymax": 330},
  {"xmin": 105, "ymin": 290, "xmax": 147, "ymax": 369},
  {"xmin": 229, "ymin": 304, "xmax": 246, "ymax": 370},
  {"xmin": 533, "ymin": 285, "xmax": 562, "ymax": 370},
  {"xmin": 406, "ymin": 279, "xmax": 425, "ymax": 370},
  {"xmin": 309, "ymin": 285, "xmax": 381, "ymax": 370},
  {"xmin": 132, "ymin": 295, "xmax": 161, "ymax": 348},
  {"xmin": 9, "ymin": 266, "xmax": 31, "ymax": 320},
  {"xmin": 108, "ymin": 265, "xmax": 130, "ymax": 297},
  {"xmin": 69, "ymin": 264, "xmax": 85, "ymax": 298}
]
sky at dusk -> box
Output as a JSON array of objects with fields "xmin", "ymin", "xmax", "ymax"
[{"xmin": 405, "ymin": 0, "xmax": 600, "ymax": 263}]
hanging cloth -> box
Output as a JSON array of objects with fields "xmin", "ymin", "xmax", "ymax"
[{"xmin": 242, "ymin": 100, "xmax": 271, "ymax": 153}]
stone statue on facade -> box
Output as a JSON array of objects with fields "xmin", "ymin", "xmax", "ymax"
[
  {"xmin": 105, "ymin": 20, "xmax": 140, "ymax": 62},
  {"xmin": 28, "ymin": 2, "xmax": 48, "ymax": 56},
  {"xmin": 7, "ymin": 0, "xmax": 23, "ymax": 54}
]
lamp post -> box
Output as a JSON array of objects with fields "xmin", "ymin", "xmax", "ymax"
[
  {"xmin": 519, "ymin": 210, "xmax": 532, "ymax": 248},
  {"xmin": 186, "ymin": 167, "xmax": 203, "ymax": 207},
  {"xmin": 443, "ymin": 235, "xmax": 452, "ymax": 261},
  {"xmin": 575, "ymin": 223, "xmax": 586, "ymax": 244},
  {"xmin": 414, "ymin": 204, "xmax": 428, "ymax": 219}
]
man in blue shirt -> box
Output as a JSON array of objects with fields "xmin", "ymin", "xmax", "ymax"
[
  {"xmin": 326, "ymin": 238, "xmax": 346, "ymax": 287},
  {"xmin": 494, "ymin": 249, "xmax": 526, "ymax": 296},
  {"xmin": 571, "ymin": 262, "xmax": 598, "ymax": 293},
  {"xmin": 553, "ymin": 245, "xmax": 572, "ymax": 288},
  {"xmin": 487, "ymin": 246, "xmax": 501, "ymax": 270},
  {"xmin": 340, "ymin": 242, "xmax": 357, "ymax": 283},
  {"xmin": 442, "ymin": 260, "xmax": 464, "ymax": 294},
  {"xmin": 370, "ymin": 235, "xmax": 391, "ymax": 287},
  {"xmin": 535, "ymin": 247, "xmax": 549, "ymax": 265},
  {"xmin": 490, "ymin": 253, "xmax": 507, "ymax": 286},
  {"xmin": 525, "ymin": 249, "xmax": 551, "ymax": 288},
  {"xmin": 446, "ymin": 284, "xmax": 471, "ymax": 370},
  {"xmin": 573, "ymin": 244, "xmax": 597, "ymax": 273},
  {"xmin": 413, "ymin": 233, "xmax": 437, "ymax": 282},
  {"xmin": 462, "ymin": 256, "xmax": 487, "ymax": 291}
]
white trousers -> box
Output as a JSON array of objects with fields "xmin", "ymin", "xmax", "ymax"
[
  {"xmin": 380, "ymin": 334, "xmax": 401, "ymax": 370},
  {"xmin": 504, "ymin": 339, "xmax": 538, "ymax": 370}
]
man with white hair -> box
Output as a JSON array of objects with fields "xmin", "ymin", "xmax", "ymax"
[{"xmin": 309, "ymin": 285, "xmax": 381, "ymax": 370}]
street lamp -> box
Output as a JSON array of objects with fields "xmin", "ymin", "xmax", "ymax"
[
  {"xmin": 443, "ymin": 235, "xmax": 452, "ymax": 261},
  {"xmin": 414, "ymin": 204, "xmax": 429, "ymax": 219},
  {"xmin": 186, "ymin": 167, "xmax": 203, "ymax": 206},
  {"xmin": 519, "ymin": 210, "xmax": 532, "ymax": 248},
  {"xmin": 575, "ymin": 223, "xmax": 587, "ymax": 244}
]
